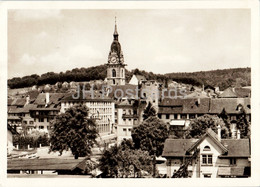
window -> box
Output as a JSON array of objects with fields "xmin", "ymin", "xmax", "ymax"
[
  {"xmin": 174, "ymin": 114, "xmax": 178, "ymax": 119},
  {"xmin": 29, "ymin": 121, "xmax": 34, "ymax": 125},
  {"xmin": 203, "ymin": 146, "xmax": 211, "ymax": 151},
  {"xmin": 230, "ymin": 158, "xmax": 237, "ymax": 165},
  {"xmin": 203, "ymin": 174, "xmax": 211, "ymax": 178},
  {"xmin": 123, "ymin": 128, "xmax": 127, "ymax": 135},
  {"xmin": 231, "ymin": 115, "xmax": 236, "ymax": 121},
  {"xmin": 158, "ymin": 114, "xmax": 162, "ymax": 119},
  {"xmin": 39, "ymin": 126, "xmax": 44, "ymax": 129},
  {"xmin": 39, "ymin": 118, "xmax": 44, "ymax": 122},
  {"xmin": 181, "ymin": 114, "xmax": 186, "ymax": 119},
  {"xmin": 166, "ymin": 114, "xmax": 170, "ymax": 119},
  {"xmin": 112, "ymin": 69, "xmax": 116, "ymax": 77},
  {"xmin": 189, "ymin": 114, "xmax": 195, "ymax": 119},
  {"xmin": 202, "ymin": 154, "xmax": 213, "ymax": 165}
]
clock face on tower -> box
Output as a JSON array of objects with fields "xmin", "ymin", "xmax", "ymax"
[{"xmin": 111, "ymin": 57, "xmax": 117, "ymax": 63}]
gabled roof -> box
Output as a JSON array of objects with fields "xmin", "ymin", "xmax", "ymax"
[
  {"xmin": 219, "ymin": 88, "xmax": 238, "ymax": 98},
  {"xmin": 135, "ymin": 74, "xmax": 146, "ymax": 82},
  {"xmin": 187, "ymin": 128, "xmax": 228, "ymax": 154},
  {"xmin": 162, "ymin": 129, "xmax": 250, "ymax": 158}
]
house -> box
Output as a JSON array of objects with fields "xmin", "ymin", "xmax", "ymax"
[
  {"xmin": 30, "ymin": 92, "xmax": 65, "ymax": 132},
  {"xmin": 7, "ymin": 158, "xmax": 92, "ymax": 175},
  {"xmin": 129, "ymin": 74, "xmax": 146, "ymax": 85},
  {"xmin": 219, "ymin": 87, "xmax": 251, "ymax": 98},
  {"xmin": 60, "ymin": 90, "xmax": 115, "ymax": 136},
  {"xmin": 162, "ymin": 128, "xmax": 251, "ymax": 178},
  {"xmin": 114, "ymin": 98, "xmax": 139, "ymax": 142},
  {"xmin": 157, "ymin": 98, "xmax": 251, "ymax": 131},
  {"xmin": 7, "ymin": 124, "xmax": 19, "ymax": 155}
]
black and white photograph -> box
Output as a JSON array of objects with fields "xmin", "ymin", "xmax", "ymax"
[{"xmin": 1, "ymin": 1, "xmax": 259, "ymax": 185}]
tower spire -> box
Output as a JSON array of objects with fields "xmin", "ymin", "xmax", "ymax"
[{"xmin": 113, "ymin": 16, "xmax": 118, "ymax": 38}]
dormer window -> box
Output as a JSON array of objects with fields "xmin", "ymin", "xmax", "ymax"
[{"xmin": 203, "ymin": 146, "xmax": 211, "ymax": 151}]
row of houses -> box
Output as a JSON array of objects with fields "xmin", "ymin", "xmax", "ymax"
[{"xmin": 7, "ymin": 84, "xmax": 251, "ymax": 143}]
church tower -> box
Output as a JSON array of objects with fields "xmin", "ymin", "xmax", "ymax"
[{"xmin": 106, "ymin": 18, "xmax": 126, "ymax": 86}]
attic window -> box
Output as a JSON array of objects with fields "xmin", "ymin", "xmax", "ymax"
[
  {"xmin": 247, "ymin": 105, "xmax": 251, "ymax": 109},
  {"xmin": 203, "ymin": 146, "xmax": 211, "ymax": 151}
]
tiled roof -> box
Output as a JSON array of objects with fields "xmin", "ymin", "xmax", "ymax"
[
  {"xmin": 158, "ymin": 106, "xmax": 182, "ymax": 114},
  {"xmin": 162, "ymin": 139, "xmax": 198, "ymax": 157},
  {"xmin": 8, "ymin": 104, "xmax": 35, "ymax": 113},
  {"xmin": 234, "ymin": 88, "xmax": 251, "ymax": 98},
  {"xmin": 8, "ymin": 158, "xmax": 87, "ymax": 171},
  {"xmin": 8, "ymin": 99, "xmax": 14, "ymax": 106},
  {"xmin": 220, "ymin": 139, "xmax": 250, "ymax": 157},
  {"xmin": 182, "ymin": 98, "xmax": 210, "ymax": 114},
  {"xmin": 9, "ymin": 98, "xmax": 26, "ymax": 106},
  {"xmin": 162, "ymin": 129, "xmax": 250, "ymax": 158},
  {"xmin": 35, "ymin": 93, "xmax": 66, "ymax": 105},
  {"xmin": 209, "ymin": 98, "xmax": 251, "ymax": 114},
  {"xmin": 158, "ymin": 98, "xmax": 250, "ymax": 114},
  {"xmin": 219, "ymin": 88, "xmax": 238, "ymax": 98}
]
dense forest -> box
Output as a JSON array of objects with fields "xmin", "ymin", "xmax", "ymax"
[{"xmin": 8, "ymin": 65, "xmax": 251, "ymax": 90}]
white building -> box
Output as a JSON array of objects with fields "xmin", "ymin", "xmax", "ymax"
[
  {"xmin": 60, "ymin": 92, "xmax": 115, "ymax": 135},
  {"xmin": 162, "ymin": 128, "xmax": 251, "ymax": 178}
]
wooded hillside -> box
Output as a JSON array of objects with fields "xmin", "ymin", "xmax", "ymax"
[{"xmin": 8, "ymin": 66, "xmax": 250, "ymax": 90}]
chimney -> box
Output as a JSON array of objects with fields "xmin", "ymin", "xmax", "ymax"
[
  {"xmin": 45, "ymin": 92, "xmax": 50, "ymax": 106},
  {"xmin": 237, "ymin": 129, "xmax": 241, "ymax": 139},
  {"xmin": 25, "ymin": 95, "xmax": 30, "ymax": 105},
  {"xmin": 217, "ymin": 125, "xmax": 221, "ymax": 140}
]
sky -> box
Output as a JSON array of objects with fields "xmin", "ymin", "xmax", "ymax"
[{"xmin": 8, "ymin": 9, "xmax": 251, "ymax": 79}]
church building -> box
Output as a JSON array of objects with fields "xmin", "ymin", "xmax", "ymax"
[{"xmin": 106, "ymin": 19, "xmax": 127, "ymax": 86}]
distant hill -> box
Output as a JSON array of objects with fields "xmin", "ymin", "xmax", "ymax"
[
  {"xmin": 8, "ymin": 66, "xmax": 251, "ymax": 90},
  {"xmin": 165, "ymin": 67, "xmax": 251, "ymax": 90}
]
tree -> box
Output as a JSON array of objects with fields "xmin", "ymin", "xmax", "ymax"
[
  {"xmin": 49, "ymin": 104, "xmax": 99, "ymax": 159},
  {"xmin": 131, "ymin": 116, "xmax": 169, "ymax": 177},
  {"xmin": 219, "ymin": 108, "xmax": 231, "ymax": 137},
  {"xmin": 236, "ymin": 107, "xmax": 250, "ymax": 138},
  {"xmin": 184, "ymin": 114, "xmax": 229, "ymax": 139},
  {"xmin": 142, "ymin": 102, "xmax": 157, "ymax": 121},
  {"xmin": 99, "ymin": 139, "xmax": 153, "ymax": 178}
]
